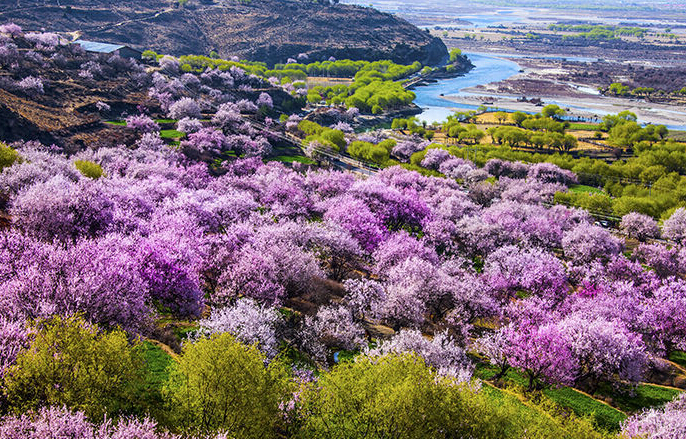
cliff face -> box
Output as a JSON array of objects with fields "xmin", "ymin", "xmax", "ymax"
[{"xmin": 1, "ymin": 0, "xmax": 448, "ymax": 66}]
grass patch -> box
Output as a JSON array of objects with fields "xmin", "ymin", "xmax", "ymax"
[
  {"xmin": 139, "ymin": 341, "xmax": 174, "ymax": 417},
  {"xmin": 475, "ymin": 363, "xmax": 525, "ymax": 384},
  {"xmin": 474, "ymin": 363, "xmax": 626, "ymax": 432},
  {"xmin": 595, "ymin": 382, "xmax": 681, "ymax": 414},
  {"xmin": 105, "ymin": 120, "xmax": 126, "ymax": 126},
  {"xmin": 570, "ymin": 184, "xmax": 603, "ymax": 194},
  {"xmin": 568, "ymin": 123, "xmax": 601, "ymax": 131},
  {"xmin": 278, "ymin": 341, "xmax": 318, "ymax": 372},
  {"xmin": 334, "ymin": 349, "xmax": 359, "ymax": 363},
  {"xmin": 669, "ymin": 351, "xmax": 686, "ymax": 369},
  {"xmin": 154, "ymin": 119, "xmax": 178, "ymax": 124},
  {"xmin": 160, "ymin": 129, "xmax": 185, "ymax": 140},
  {"xmin": 141, "ymin": 341, "xmax": 174, "ymax": 387},
  {"xmin": 270, "ymin": 155, "xmax": 316, "ymax": 165},
  {"xmin": 543, "ymin": 386, "xmax": 626, "ymax": 432},
  {"xmin": 480, "ymin": 384, "xmax": 614, "ymax": 436}
]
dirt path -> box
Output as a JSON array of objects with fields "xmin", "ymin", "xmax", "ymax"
[{"xmin": 143, "ymin": 337, "xmax": 179, "ymax": 362}]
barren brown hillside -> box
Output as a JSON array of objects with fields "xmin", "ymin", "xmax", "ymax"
[{"xmin": 0, "ymin": 0, "xmax": 448, "ymax": 66}]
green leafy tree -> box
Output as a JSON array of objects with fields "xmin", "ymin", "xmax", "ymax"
[
  {"xmin": 511, "ymin": 111, "xmax": 527, "ymax": 127},
  {"xmin": 141, "ymin": 50, "xmax": 157, "ymax": 62},
  {"xmin": 494, "ymin": 111, "xmax": 508, "ymax": 124},
  {"xmin": 541, "ymin": 104, "xmax": 565, "ymax": 120},
  {"xmin": 347, "ymin": 141, "xmax": 389, "ymax": 165},
  {"xmin": 163, "ymin": 333, "xmax": 290, "ymax": 438},
  {"xmin": 299, "ymin": 354, "xmax": 606, "ymax": 439},
  {"xmin": 299, "ymin": 354, "xmax": 458, "ymax": 439},
  {"xmin": 319, "ymin": 129, "xmax": 347, "ymax": 150},
  {"xmin": 608, "ymin": 82, "xmax": 630, "ymax": 96},
  {"xmin": 3, "ymin": 316, "xmax": 147, "ymax": 421},
  {"xmin": 449, "ymin": 48, "xmax": 463, "ymax": 63}
]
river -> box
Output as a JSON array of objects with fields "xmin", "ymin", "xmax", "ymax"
[
  {"xmin": 412, "ymin": 52, "xmax": 686, "ymax": 130},
  {"xmin": 412, "ymin": 52, "xmax": 520, "ymax": 124}
]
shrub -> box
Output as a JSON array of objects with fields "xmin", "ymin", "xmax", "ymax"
[
  {"xmin": 298, "ymin": 354, "xmax": 461, "ymax": 439},
  {"xmin": 163, "ymin": 333, "xmax": 290, "ymax": 437},
  {"xmin": 3, "ymin": 316, "xmax": 147, "ymax": 421},
  {"xmin": 74, "ymin": 160, "xmax": 104, "ymax": 179},
  {"xmin": 0, "ymin": 142, "xmax": 19, "ymax": 170},
  {"xmin": 17, "ymin": 76, "xmax": 43, "ymax": 95},
  {"xmin": 142, "ymin": 50, "xmax": 157, "ymax": 62}
]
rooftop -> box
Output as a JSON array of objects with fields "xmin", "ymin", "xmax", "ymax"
[{"xmin": 72, "ymin": 40, "xmax": 127, "ymax": 54}]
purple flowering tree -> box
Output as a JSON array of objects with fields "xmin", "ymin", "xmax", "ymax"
[
  {"xmin": 310, "ymin": 305, "xmax": 366, "ymax": 351},
  {"xmin": 420, "ymin": 148, "xmax": 452, "ymax": 170},
  {"xmin": 323, "ymin": 196, "xmax": 387, "ymax": 252},
  {"xmin": 557, "ymin": 313, "xmax": 647, "ymax": 391},
  {"xmin": 372, "ymin": 231, "xmax": 439, "ymax": 274},
  {"xmin": 10, "ymin": 176, "xmax": 115, "ymax": 242},
  {"xmin": 620, "ymin": 212, "xmax": 660, "ymax": 241},
  {"xmin": 126, "ymin": 114, "xmax": 160, "ymax": 133},
  {"xmin": 662, "ymin": 207, "xmax": 686, "ymax": 243},
  {"xmin": 0, "ymin": 406, "xmax": 179, "ymax": 439},
  {"xmin": 343, "ymin": 278, "xmax": 387, "ymax": 322},
  {"xmin": 256, "ymin": 92, "xmax": 274, "ymax": 109},
  {"xmin": 505, "ymin": 323, "xmax": 578, "ymax": 390},
  {"xmin": 182, "ymin": 128, "xmax": 228, "ymax": 155},
  {"xmin": 620, "ymin": 392, "xmax": 686, "ymax": 439},
  {"xmin": 0, "ymin": 233, "xmax": 151, "ymax": 333},
  {"xmin": 562, "ymin": 223, "xmax": 623, "ymax": 264},
  {"xmin": 473, "ymin": 325, "xmax": 515, "ymax": 380},
  {"xmin": 195, "ymin": 298, "xmax": 283, "ymax": 358},
  {"xmin": 167, "ymin": 97, "xmax": 201, "ymax": 120},
  {"xmin": 641, "ymin": 278, "xmax": 686, "ymax": 354},
  {"xmin": 0, "ymin": 318, "xmax": 31, "ymax": 377},
  {"xmin": 17, "ymin": 76, "xmax": 44, "ymax": 95},
  {"xmin": 366, "ymin": 329, "xmax": 472, "ymax": 380},
  {"xmin": 527, "ymin": 162, "xmax": 577, "ymax": 185},
  {"xmin": 483, "ymin": 245, "xmax": 569, "ymax": 303},
  {"xmin": 633, "ymin": 243, "xmax": 681, "ymax": 278}
]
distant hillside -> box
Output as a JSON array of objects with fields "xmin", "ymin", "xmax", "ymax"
[{"xmin": 0, "ymin": 0, "xmax": 448, "ymax": 66}]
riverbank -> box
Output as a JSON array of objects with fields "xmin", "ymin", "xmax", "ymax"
[
  {"xmin": 411, "ymin": 52, "xmax": 686, "ymax": 130},
  {"xmin": 459, "ymin": 57, "xmax": 686, "ymax": 129},
  {"xmin": 442, "ymin": 93, "xmax": 686, "ymax": 130}
]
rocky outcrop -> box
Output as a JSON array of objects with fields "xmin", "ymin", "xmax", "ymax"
[{"xmin": 1, "ymin": 0, "xmax": 449, "ymax": 66}]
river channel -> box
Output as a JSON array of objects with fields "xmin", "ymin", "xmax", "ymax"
[
  {"xmin": 412, "ymin": 52, "xmax": 520, "ymax": 123},
  {"xmin": 412, "ymin": 52, "xmax": 686, "ymax": 130}
]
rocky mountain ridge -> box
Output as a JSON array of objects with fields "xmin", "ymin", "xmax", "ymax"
[{"xmin": 0, "ymin": 0, "xmax": 448, "ymax": 66}]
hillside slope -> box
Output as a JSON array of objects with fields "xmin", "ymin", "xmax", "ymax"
[{"xmin": 0, "ymin": 0, "xmax": 448, "ymax": 66}]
